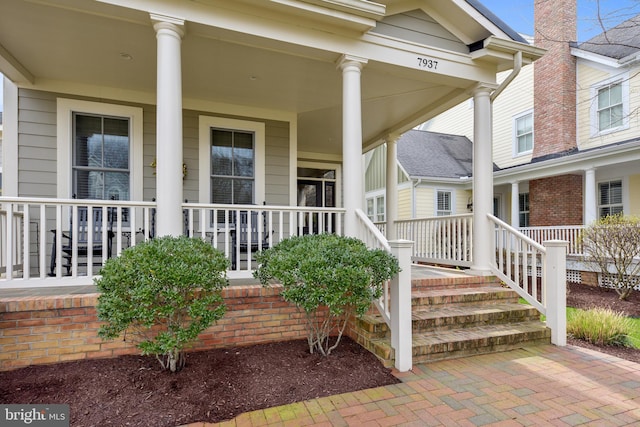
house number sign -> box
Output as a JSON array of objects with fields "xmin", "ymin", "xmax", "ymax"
[{"xmin": 416, "ymin": 57, "xmax": 438, "ymax": 70}]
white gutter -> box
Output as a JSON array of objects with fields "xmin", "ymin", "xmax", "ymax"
[{"xmin": 490, "ymin": 51, "xmax": 522, "ymax": 102}]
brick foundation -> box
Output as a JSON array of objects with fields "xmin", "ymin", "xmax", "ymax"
[{"xmin": 0, "ymin": 285, "xmax": 321, "ymax": 371}]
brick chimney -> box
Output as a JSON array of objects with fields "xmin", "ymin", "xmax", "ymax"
[{"xmin": 533, "ymin": 0, "xmax": 577, "ymax": 159}]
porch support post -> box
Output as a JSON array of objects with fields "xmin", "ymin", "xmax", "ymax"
[
  {"xmin": 152, "ymin": 14, "xmax": 185, "ymax": 237},
  {"xmin": 468, "ymin": 86, "xmax": 494, "ymax": 275},
  {"xmin": 338, "ymin": 55, "xmax": 367, "ymax": 237},
  {"xmin": 584, "ymin": 168, "xmax": 596, "ymax": 225},
  {"xmin": 511, "ymin": 181, "xmax": 519, "ymax": 228},
  {"xmin": 386, "ymin": 135, "xmax": 399, "ymax": 240},
  {"xmin": 389, "ymin": 239, "xmax": 413, "ymax": 372},
  {"xmin": 544, "ymin": 240, "xmax": 568, "ymax": 346}
]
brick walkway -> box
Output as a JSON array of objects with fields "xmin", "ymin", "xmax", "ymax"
[{"xmin": 185, "ymin": 345, "xmax": 640, "ymax": 426}]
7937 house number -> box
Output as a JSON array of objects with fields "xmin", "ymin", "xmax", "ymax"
[{"xmin": 417, "ymin": 57, "xmax": 438, "ymax": 70}]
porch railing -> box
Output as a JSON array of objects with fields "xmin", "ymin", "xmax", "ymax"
[
  {"xmin": 489, "ymin": 214, "xmax": 567, "ymax": 345},
  {"xmin": 519, "ymin": 225, "xmax": 584, "ymax": 255},
  {"xmin": 395, "ymin": 214, "xmax": 473, "ymax": 267},
  {"xmin": 355, "ymin": 209, "xmax": 412, "ymax": 371},
  {"xmin": 0, "ymin": 197, "xmax": 346, "ymax": 287}
]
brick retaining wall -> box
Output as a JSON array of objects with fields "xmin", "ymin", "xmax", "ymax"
[{"xmin": 0, "ymin": 284, "xmax": 315, "ymax": 371}]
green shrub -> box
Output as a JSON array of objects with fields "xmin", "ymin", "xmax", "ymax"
[
  {"xmin": 96, "ymin": 236, "xmax": 229, "ymax": 372},
  {"xmin": 581, "ymin": 215, "xmax": 640, "ymax": 300},
  {"xmin": 254, "ymin": 234, "xmax": 400, "ymax": 356},
  {"xmin": 567, "ymin": 307, "xmax": 633, "ymax": 347}
]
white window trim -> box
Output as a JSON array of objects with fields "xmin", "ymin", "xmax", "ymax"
[
  {"xmin": 198, "ymin": 116, "xmax": 265, "ymax": 206},
  {"xmin": 435, "ymin": 189, "xmax": 454, "ymax": 216},
  {"xmin": 56, "ymin": 99, "xmax": 143, "ymax": 201},
  {"xmin": 590, "ymin": 73, "xmax": 630, "ymax": 137},
  {"xmin": 512, "ymin": 109, "xmax": 534, "ymax": 157},
  {"xmin": 365, "ymin": 189, "xmax": 385, "ymax": 222},
  {"xmin": 597, "ymin": 177, "xmax": 628, "ymax": 217}
]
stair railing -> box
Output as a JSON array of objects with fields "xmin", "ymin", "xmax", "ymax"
[
  {"xmin": 355, "ymin": 209, "xmax": 413, "ymax": 371},
  {"xmin": 488, "ymin": 214, "xmax": 568, "ymax": 345}
]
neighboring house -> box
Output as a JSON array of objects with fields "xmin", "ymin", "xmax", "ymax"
[
  {"xmin": 365, "ymin": 130, "xmax": 475, "ymax": 220},
  {"xmin": 369, "ymin": 0, "xmax": 640, "ymax": 234},
  {"xmin": 0, "ymin": 0, "xmax": 544, "ymax": 285}
]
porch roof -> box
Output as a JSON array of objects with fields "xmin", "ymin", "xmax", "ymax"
[{"xmin": 0, "ymin": 0, "xmax": 543, "ymax": 155}]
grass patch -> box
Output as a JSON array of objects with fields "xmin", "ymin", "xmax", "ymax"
[{"xmin": 567, "ymin": 307, "xmax": 635, "ymax": 347}]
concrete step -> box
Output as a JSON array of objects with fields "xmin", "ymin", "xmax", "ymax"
[{"xmin": 368, "ymin": 322, "xmax": 551, "ymax": 367}]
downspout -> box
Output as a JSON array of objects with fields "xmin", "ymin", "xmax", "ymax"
[{"xmin": 490, "ymin": 51, "xmax": 522, "ymax": 103}]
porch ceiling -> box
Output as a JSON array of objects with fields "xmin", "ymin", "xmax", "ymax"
[{"xmin": 0, "ymin": 0, "xmax": 502, "ymax": 155}]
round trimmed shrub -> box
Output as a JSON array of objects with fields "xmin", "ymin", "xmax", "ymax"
[{"xmin": 96, "ymin": 236, "xmax": 229, "ymax": 372}]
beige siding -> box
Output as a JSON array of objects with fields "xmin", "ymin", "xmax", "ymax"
[
  {"xmin": 17, "ymin": 90, "xmax": 291, "ymax": 205},
  {"xmin": 415, "ymin": 187, "xmax": 434, "ymax": 218},
  {"xmin": 371, "ymin": 10, "xmax": 468, "ymax": 54},
  {"xmin": 492, "ymin": 65, "xmax": 534, "ymax": 168},
  {"xmin": 456, "ymin": 189, "xmax": 472, "ymax": 215},
  {"xmin": 630, "ymin": 174, "xmax": 640, "ymax": 216},
  {"xmin": 398, "ymin": 186, "xmax": 412, "ymax": 219},
  {"xmin": 17, "ymin": 90, "xmax": 57, "ymax": 197},
  {"xmin": 424, "ymin": 65, "xmax": 535, "ymax": 169},
  {"xmin": 365, "ymin": 146, "xmax": 386, "ymax": 192},
  {"xmin": 577, "ymin": 61, "xmax": 640, "ymax": 150}
]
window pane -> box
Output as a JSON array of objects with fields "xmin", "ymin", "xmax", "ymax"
[
  {"xmin": 598, "ymin": 86, "xmax": 609, "ymax": 109},
  {"xmin": 234, "ymin": 132, "xmax": 254, "ymax": 177},
  {"xmin": 234, "ymin": 179, "xmax": 253, "ymax": 204},
  {"xmin": 324, "ymin": 182, "xmax": 335, "ymax": 207},
  {"xmin": 104, "ymin": 172, "xmax": 129, "ymax": 200},
  {"xmin": 610, "ymin": 181, "xmax": 622, "ymax": 204},
  {"xmin": 367, "ymin": 199, "xmax": 374, "ymax": 219},
  {"xmin": 610, "ymin": 83, "xmax": 622, "ymax": 105},
  {"xmin": 611, "ymin": 104, "xmax": 623, "ymax": 128},
  {"xmin": 74, "ymin": 170, "xmax": 102, "ymax": 199},
  {"xmin": 212, "ymin": 177, "xmax": 232, "ymax": 204},
  {"xmin": 75, "ymin": 115, "xmax": 102, "ymax": 168},
  {"xmin": 599, "ymin": 109, "xmax": 611, "ymax": 131},
  {"xmin": 212, "ymin": 130, "xmax": 233, "ymax": 176}
]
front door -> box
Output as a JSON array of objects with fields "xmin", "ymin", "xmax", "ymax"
[{"xmin": 297, "ymin": 167, "xmax": 337, "ymax": 233}]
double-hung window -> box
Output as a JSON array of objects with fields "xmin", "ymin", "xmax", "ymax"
[
  {"xmin": 436, "ymin": 190, "xmax": 452, "ymax": 216},
  {"xmin": 591, "ymin": 76, "xmax": 628, "ymax": 136},
  {"xmin": 199, "ymin": 116, "xmax": 265, "ymax": 226},
  {"xmin": 210, "ymin": 128, "xmax": 254, "ymax": 205},
  {"xmin": 514, "ymin": 111, "xmax": 533, "ymax": 155},
  {"xmin": 365, "ymin": 194, "xmax": 385, "ymax": 222},
  {"xmin": 597, "ymin": 82, "xmax": 623, "ymax": 132},
  {"xmin": 57, "ymin": 99, "xmax": 143, "ymax": 202},
  {"xmin": 598, "ymin": 180, "xmax": 623, "ymax": 218},
  {"xmin": 73, "ymin": 113, "xmax": 130, "ymax": 201}
]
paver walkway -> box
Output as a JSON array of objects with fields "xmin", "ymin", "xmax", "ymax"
[{"xmin": 185, "ymin": 344, "xmax": 640, "ymax": 426}]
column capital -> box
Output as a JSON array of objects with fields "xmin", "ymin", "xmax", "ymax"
[
  {"xmin": 151, "ymin": 13, "xmax": 185, "ymax": 38},
  {"xmin": 336, "ymin": 54, "xmax": 368, "ymax": 71},
  {"xmin": 384, "ymin": 133, "xmax": 401, "ymax": 144},
  {"xmin": 472, "ymin": 83, "xmax": 497, "ymax": 96}
]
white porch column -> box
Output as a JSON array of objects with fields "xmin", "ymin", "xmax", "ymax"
[
  {"xmin": 152, "ymin": 14, "xmax": 185, "ymax": 237},
  {"xmin": 337, "ymin": 55, "xmax": 367, "ymax": 237},
  {"xmin": 584, "ymin": 168, "xmax": 597, "ymax": 225},
  {"xmin": 386, "ymin": 135, "xmax": 399, "ymax": 240},
  {"xmin": 468, "ymin": 86, "xmax": 494, "ymax": 275},
  {"xmin": 511, "ymin": 181, "xmax": 519, "ymax": 228}
]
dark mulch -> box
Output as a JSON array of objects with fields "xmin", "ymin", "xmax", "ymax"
[
  {"xmin": 567, "ymin": 282, "xmax": 640, "ymax": 363},
  {"xmin": 2, "ymin": 284, "xmax": 639, "ymax": 427},
  {"xmin": 0, "ymin": 337, "xmax": 399, "ymax": 427}
]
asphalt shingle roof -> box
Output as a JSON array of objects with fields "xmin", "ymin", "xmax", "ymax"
[
  {"xmin": 396, "ymin": 130, "xmax": 474, "ymax": 179},
  {"xmin": 578, "ymin": 14, "xmax": 640, "ymax": 59}
]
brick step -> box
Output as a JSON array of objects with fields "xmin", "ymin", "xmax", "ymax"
[
  {"xmin": 355, "ymin": 302, "xmax": 540, "ymax": 340},
  {"xmin": 410, "ymin": 272, "xmax": 503, "ymax": 291},
  {"xmin": 411, "ymin": 286, "xmax": 520, "ymax": 308},
  {"xmin": 367, "ymin": 322, "xmax": 551, "ymax": 367}
]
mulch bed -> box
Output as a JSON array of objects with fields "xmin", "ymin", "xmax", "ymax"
[
  {"xmin": 0, "ymin": 337, "xmax": 399, "ymax": 427},
  {"xmin": 2, "ymin": 283, "xmax": 639, "ymax": 426}
]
